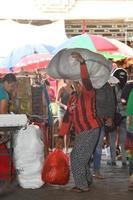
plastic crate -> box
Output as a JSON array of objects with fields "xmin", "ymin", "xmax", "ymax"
[{"xmin": 0, "ymin": 144, "xmax": 15, "ymax": 181}]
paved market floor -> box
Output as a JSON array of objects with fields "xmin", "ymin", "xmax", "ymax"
[{"xmin": 0, "ymin": 151, "xmax": 133, "ymax": 200}]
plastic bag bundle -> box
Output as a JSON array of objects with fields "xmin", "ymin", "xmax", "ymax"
[
  {"xmin": 14, "ymin": 124, "xmax": 44, "ymax": 189},
  {"xmin": 45, "ymin": 48, "xmax": 112, "ymax": 89},
  {"xmin": 42, "ymin": 148, "xmax": 70, "ymax": 185}
]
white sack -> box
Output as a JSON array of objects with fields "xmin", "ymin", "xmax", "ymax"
[
  {"xmin": 45, "ymin": 49, "xmax": 65, "ymax": 79},
  {"xmin": 14, "ymin": 124, "xmax": 44, "ymax": 189},
  {"xmin": 45, "ymin": 48, "xmax": 112, "ymax": 89}
]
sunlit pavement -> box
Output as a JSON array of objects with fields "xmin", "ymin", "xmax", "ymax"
[{"xmin": 0, "ymin": 149, "xmax": 133, "ymax": 200}]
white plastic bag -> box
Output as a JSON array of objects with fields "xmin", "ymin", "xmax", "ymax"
[
  {"xmin": 45, "ymin": 48, "xmax": 112, "ymax": 89},
  {"xmin": 14, "ymin": 124, "xmax": 44, "ymax": 189}
]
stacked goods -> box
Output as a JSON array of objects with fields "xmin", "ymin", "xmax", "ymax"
[
  {"xmin": 17, "ymin": 77, "xmax": 32, "ymax": 114},
  {"xmin": 31, "ymin": 86, "xmax": 48, "ymax": 117},
  {"xmin": 31, "ymin": 86, "xmax": 44, "ymax": 116},
  {"xmin": 16, "ymin": 77, "xmax": 48, "ymax": 117},
  {"xmin": 45, "ymin": 48, "xmax": 112, "ymax": 89}
]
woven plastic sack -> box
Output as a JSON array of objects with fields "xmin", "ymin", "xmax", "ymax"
[
  {"xmin": 42, "ymin": 148, "xmax": 70, "ymax": 185},
  {"xmin": 14, "ymin": 124, "xmax": 44, "ymax": 189},
  {"xmin": 45, "ymin": 49, "xmax": 65, "ymax": 79},
  {"xmin": 45, "ymin": 48, "xmax": 112, "ymax": 89}
]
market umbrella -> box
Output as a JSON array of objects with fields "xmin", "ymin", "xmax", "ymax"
[
  {"xmin": 52, "ymin": 33, "xmax": 118, "ymax": 56},
  {"xmin": 2, "ymin": 43, "xmax": 55, "ymax": 70},
  {"xmin": 0, "ymin": 66, "xmax": 10, "ymax": 74},
  {"xmin": 106, "ymin": 38, "xmax": 133, "ymax": 58},
  {"xmin": 100, "ymin": 52, "xmax": 126, "ymax": 60},
  {"xmin": 13, "ymin": 53, "xmax": 52, "ymax": 72}
]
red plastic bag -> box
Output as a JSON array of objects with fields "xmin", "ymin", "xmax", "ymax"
[{"xmin": 42, "ymin": 148, "xmax": 70, "ymax": 185}]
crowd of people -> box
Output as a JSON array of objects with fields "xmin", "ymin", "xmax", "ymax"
[
  {"xmin": 55, "ymin": 52, "xmax": 133, "ymax": 192},
  {"xmin": 0, "ymin": 50, "xmax": 133, "ymax": 194}
]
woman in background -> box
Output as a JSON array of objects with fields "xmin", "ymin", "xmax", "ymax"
[{"xmin": 56, "ymin": 79, "xmax": 73, "ymax": 152}]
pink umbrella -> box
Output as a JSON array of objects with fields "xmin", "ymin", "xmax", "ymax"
[
  {"xmin": 13, "ymin": 53, "xmax": 52, "ymax": 72},
  {"xmin": 89, "ymin": 34, "xmax": 118, "ymax": 52},
  {"xmin": 0, "ymin": 67, "xmax": 11, "ymax": 74}
]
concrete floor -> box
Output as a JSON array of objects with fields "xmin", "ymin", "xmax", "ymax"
[{"xmin": 0, "ymin": 154, "xmax": 133, "ymax": 200}]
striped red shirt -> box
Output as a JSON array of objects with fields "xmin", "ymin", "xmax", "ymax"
[{"xmin": 59, "ymin": 63, "xmax": 101, "ymax": 136}]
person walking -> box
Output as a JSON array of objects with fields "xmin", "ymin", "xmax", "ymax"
[
  {"xmin": 93, "ymin": 81, "xmax": 116, "ymax": 178},
  {"xmin": 57, "ymin": 52, "xmax": 113, "ymax": 192},
  {"xmin": 125, "ymin": 88, "xmax": 133, "ymax": 190},
  {"xmin": 107, "ymin": 68, "xmax": 128, "ymax": 166}
]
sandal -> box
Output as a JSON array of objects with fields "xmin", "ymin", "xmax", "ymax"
[
  {"xmin": 71, "ymin": 187, "xmax": 90, "ymax": 193},
  {"xmin": 93, "ymin": 174, "xmax": 105, "ymax": 180},
  {"xmin": 128, "ymin": 183, "xmax": 133, "ymax": 191}
]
